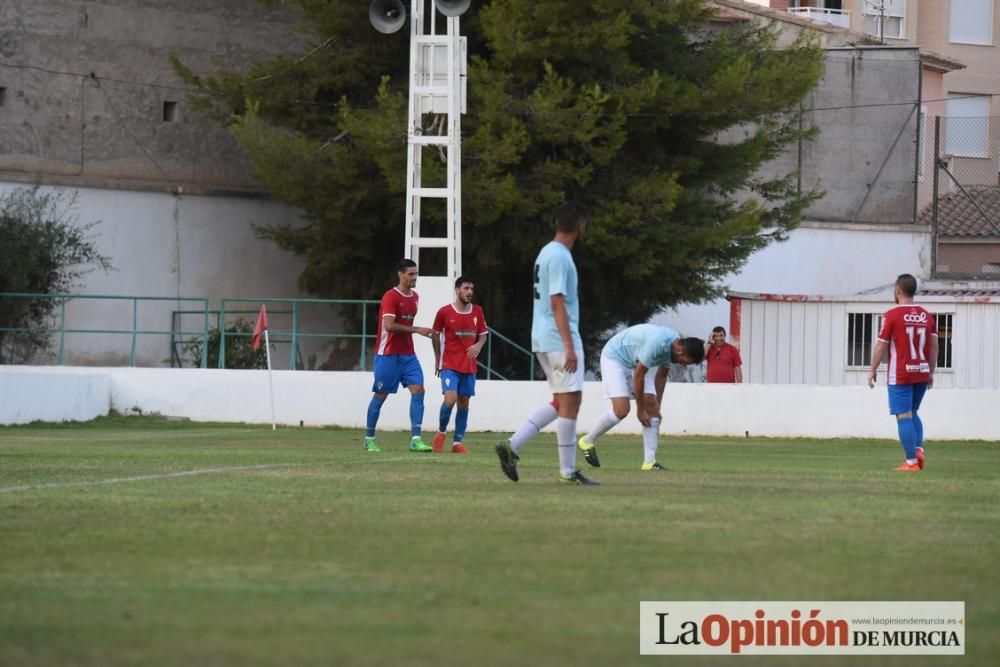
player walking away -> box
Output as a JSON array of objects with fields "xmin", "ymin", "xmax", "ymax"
[
  {"xmin": 430, "ymin": 276, "xmax": 488, "ymax": 454},
  {"xmin": 495, "ymin": 201, "xmax": 598, "ymax": 486},
  {"xmin": 705, "ymin": 325, "xmax": 742, "ymax": 383},
  {"xmin": 577, "ymin": 324, "xmax": 704, "ymax": 471},
  {"xmin": 867, "ymin": 273, "xmax": 938, "ymax": 472},
  {"xmin": 364, "ymin": 259, "xmax": 435, "ymax": 454}
]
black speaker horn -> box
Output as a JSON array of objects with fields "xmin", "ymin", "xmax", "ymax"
[
  {"xmin": 370, "ymin": 0, "xmax": 407, "ymax": 34},
  {"xmin": 434, "ymin": 0, "xmax": 471, "ymax": 18}
]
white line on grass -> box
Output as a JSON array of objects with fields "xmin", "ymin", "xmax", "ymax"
[{"xmin": 0, "ymin": 457, "xmax": 412, "ymax": 494}]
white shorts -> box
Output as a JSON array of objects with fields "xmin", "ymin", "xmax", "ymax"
[
  {"xmin": 600, "ymin": 353, "xmax": 657, "ymax": 399},
  {"xmin": 536, "ymin": 348, "xmax": 585, "ymax": 393}
]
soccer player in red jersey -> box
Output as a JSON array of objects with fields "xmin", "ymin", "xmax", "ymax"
[
  {"xmin": 867, "ymin": 274, "xmax": 938, "ymax": 472},
  {"xmin": 429, "ymin": 277, "xmax": 489, "ymax": 454},
  {"xmin": 364, "ymin": 259, "xmax": 435, "ymax": 453}
]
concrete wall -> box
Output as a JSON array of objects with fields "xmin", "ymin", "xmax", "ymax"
[
  {"xmin": 0, "ymin": 182, "xmax": 350, "ymax": 368},
  {"xmin": 2, "ymin": 366, "xmax": 997, "ymax": 441},
  {"xmin": 0, "ymin": 0, "xmax": 303, "ymax": 191}
]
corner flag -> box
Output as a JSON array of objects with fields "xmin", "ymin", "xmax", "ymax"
[{"xmin": 252, "ymin": 304, "xmax": 268, "ymax": 351}]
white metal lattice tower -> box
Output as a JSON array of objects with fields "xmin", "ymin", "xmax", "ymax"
[{"xmin": 403, "ymin": 0, "xmax": 466, "ymax": 280}]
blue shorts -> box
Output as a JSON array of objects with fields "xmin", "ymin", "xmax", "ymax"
[
  {"xmin": 888, "ymin": 382, "xmax": 928, "ymax": 416},
  {"xmin": 372, "ymin": 354, "xmax": 423, "ymax": 394},
  {"xmin": 440, "ymin": 369, "xmax": 476, "ymax": 396}
]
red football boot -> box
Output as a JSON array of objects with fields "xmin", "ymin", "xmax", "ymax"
[
  {"xmin": 451, "ymin": 443, "xmax": 468, "ymax": 454},
  {"xmin": 431, "ymin": 432, "xmax": 446, "ymax": 454},
  {"xmin": 895, "ymin": 462, "xmax": 920, "ymax": 472},
  {"xmin": 916, "ymin": 447, "xmax": 925, "ymax": 470}
]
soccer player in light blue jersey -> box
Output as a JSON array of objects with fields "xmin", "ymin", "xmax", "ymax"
[
  {"xmin": 495, "ymin": 201, "xmax": 598, "ymax": 485},
  {"xmin": 578, "ymin": 324, "xmax": 704, "ymax": 470}
]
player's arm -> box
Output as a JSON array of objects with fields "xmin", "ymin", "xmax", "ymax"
[
  {"xmin": 734, "ymin": 364, "xmax": 743, "ymax": 383},
  {"xmin": 431, "ymin": 326, "xmax": 442, "ymax": 376},
  {"xmin": 867, "ymin": 340, "xmax": 888, "ymax": 388},
  {"xmin": 383, "ymin": 314, "xmax": 432, "ymax": 338},
  {"xmin": 654, "ymin": 365, "xmax": 668, "ymax": 405},
  {"xmin": 550, "ymin": 293, "xmax": 577, "ymax": 373},
  {"xmin": 633, "ymin": 362, "xmax": 652, "ymax": 426},
  {"xmin": 927, "ymin": 333, "xmax": 939, "ymax": 389},
  {"xmin": 467, "ymin": 332, "xmax": 488, "ymax": 359}
]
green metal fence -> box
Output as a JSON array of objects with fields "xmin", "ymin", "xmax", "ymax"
[
  {"xmin": 218, "ymin": 297, "xmax": 381, "ymax": 371},
  {"xmin": 0, "ymin": 293, "xmax": 210, "ymax": 367},
  {"xmin": 1, "ymin": 292, "xmax": 535, "ymax": 378}
]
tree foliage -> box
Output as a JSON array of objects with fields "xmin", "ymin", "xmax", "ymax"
[
  {"xmin": 172, "ymin": 0, "xmax": 823, "ymax": 363},
  {"xmin": 0, "ymin": 188, "xmax": 113, "ymax": 364}
]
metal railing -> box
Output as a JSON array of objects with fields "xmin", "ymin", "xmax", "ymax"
[
  {"xmin": 2, "ymin": 292, "xmax": 536, "ymax": 378},
  {"xmin": 218, "ymin": 297, "xmax": 380, "ymax": 371},
  {"xmin": 0, "ymin": 293, "xmax": 210, "ymax": 366}
]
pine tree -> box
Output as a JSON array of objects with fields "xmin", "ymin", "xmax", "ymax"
[{"xmin": 173, "ymin": 0, "xmax": 823, "ymax": 368}]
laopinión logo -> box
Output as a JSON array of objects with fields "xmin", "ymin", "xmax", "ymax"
[{"xmin": 639, "ymin": 602, "xmax": 964, "ymax": 656}]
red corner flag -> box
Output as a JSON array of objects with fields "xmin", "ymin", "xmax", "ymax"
[{"xmin": 251, "ymin": 304, "xmax": 268, "ymax": 351}]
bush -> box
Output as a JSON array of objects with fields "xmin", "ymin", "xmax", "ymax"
[
  {"xmin": 184, "ymin": 318, "xmax": 268, "ymax": 369},
  {"xmin": 0, "ymin": 188, "xmax": 112, "ymax": 364}
]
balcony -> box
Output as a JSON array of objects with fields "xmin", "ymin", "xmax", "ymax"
[{"xmin": 786, "ymin": 7, "xmax": 851, "ymax": 29}]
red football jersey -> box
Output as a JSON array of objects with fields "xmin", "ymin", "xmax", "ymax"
[
  {"xmin": 432, "ymin": 303, "xmax": 488, "ymax": 374},
  {"xmin": 377, "ymin": 288, "xmax": 419, "ymax": 355},
  {"xmin": 877, "ymin": 304, "xmax": 937, "ymax": 385}
]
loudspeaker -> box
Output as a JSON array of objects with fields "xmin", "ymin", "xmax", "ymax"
[
  {"xmin": 434, "ymin": 0, "xmax": 471, "ymax": 18},
  {"xmin": 369, "ymin": 0, "xmax": 407, "ymax": 34}
]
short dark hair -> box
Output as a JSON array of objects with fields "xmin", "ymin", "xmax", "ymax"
[
  {"xmin": 551, "ymin": 201, "xmax": 587, "ymax": 233},
  {"xmin": 455, "ymin": 275, "xmax": 474, "ymax": 289},
  {"xmin": 397, "ymin": 258, "xmax": 417, "ymax": 272},
  {"xmin": 896, "ymin": 273, "xmax": 917, "ymax": 297},
  {"xmin": 712, "ymin": 326, "xmax": 726, "ymax": 335},
  {"xmin": 681, "ymin": 337, "xmax": 706, "ymax": 364}
]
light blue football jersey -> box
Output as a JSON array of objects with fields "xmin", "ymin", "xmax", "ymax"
[
  {"xmin": 531, "ymin": 241, "xmax": 581, "ymax": 353},
  {"xmin": 602, "ymin": 324, "xmax": 678, "ymax": 369}
]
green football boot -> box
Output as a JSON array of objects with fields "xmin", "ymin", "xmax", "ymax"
[{"xmin": 409, "ymin": 436, "xmax": 433, "ymax": 453}]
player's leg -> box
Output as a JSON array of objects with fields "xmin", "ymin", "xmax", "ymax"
[
  {"xmin": 639, "ymin": 392, "xmax": 665, "ymax": 471},
  {"xmin": 578, "ymin": 355, "xmax": 629, "ymax": 468},
  {"xmin": 888, "ymin": 385, "xmax": 919, "ymax": 470},
  {"xmin": 911, "ymin": 382, "xmax": 929, "ymax": 469},
  {"xmin": 452, "ymin": 393, "xmax": 471, "ymax": 453},
  {"xmin": 365, "ymin": 355, "xmax": 400, "ymax": 452},
  {"xmin": 503, "ymin": 352, "xmax": 560, "ymax": 453},
  {"xmin": 401, "ymin": 355, "xmax": 431, "ymax": 452},
  {"xmin": 544, "ymin": 347, "xmax": 597, "ymax": 485},
  {"xmin": 434, "ymin": 369, "xmax": 460, "ymax": 452}
]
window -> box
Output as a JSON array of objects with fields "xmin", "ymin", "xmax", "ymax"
[
  {"xmin": 863, "ymin": 0, "xmax": 905, "ymax": 40},
  {"xmin": 945, "ymin": 95, "xmax": 990, "ymax": 158},
  {"xmin": 950, "ymin": 0, "xmax": 994, "ymax": 45},
  {"xmin": 847, "ymin": 313, "xmax": 880, "ymax": 367},
  {"xmin": 935, "ymin": 313, "xmax": 953, "ymax": 370},
  {"xmin": 162, "ymin": 100, "xmax": 178, "ymax": 122}
]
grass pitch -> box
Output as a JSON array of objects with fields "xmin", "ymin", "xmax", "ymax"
[{"xmin": 1, "ymin": 416, "xmax": 998, "ymax": 666}]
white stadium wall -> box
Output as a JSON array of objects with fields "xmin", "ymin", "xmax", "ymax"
[{"xmin": 2, "ymin": 366, "xmax": 997, "ymax": 441}]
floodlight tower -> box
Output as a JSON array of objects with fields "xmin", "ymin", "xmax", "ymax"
[
  {"xmin": 370, "ymin": 0, "xmax": 469, "ymax": 284},
  {"xmin": 370, "ymin": 0, "xmax": 470, "ymax": 372}
]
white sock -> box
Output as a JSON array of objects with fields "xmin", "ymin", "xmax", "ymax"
[
  {"xmin": 510, "ymin": 402, "xmax": 558, "ymax": 453},
  {"xmin": 556, "ymin": 417, "xmax": 578, "ymax": 477},
  {"xmin": 585, "ymin": 409, "xmax": 622, "ymax": 444},
  {"xmin": 642, "ymin": 417, "xmax": 660, "ymax": 465}
]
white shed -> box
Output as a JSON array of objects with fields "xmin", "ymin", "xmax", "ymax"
[{"xmin": 726, "ymin": 285, "xmax": 1000, "ymax": 388}]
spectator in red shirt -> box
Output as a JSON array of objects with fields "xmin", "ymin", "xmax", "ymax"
[{"xmin": 705, "ymin": 326, "xmax": 743, "ymax": 383}]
